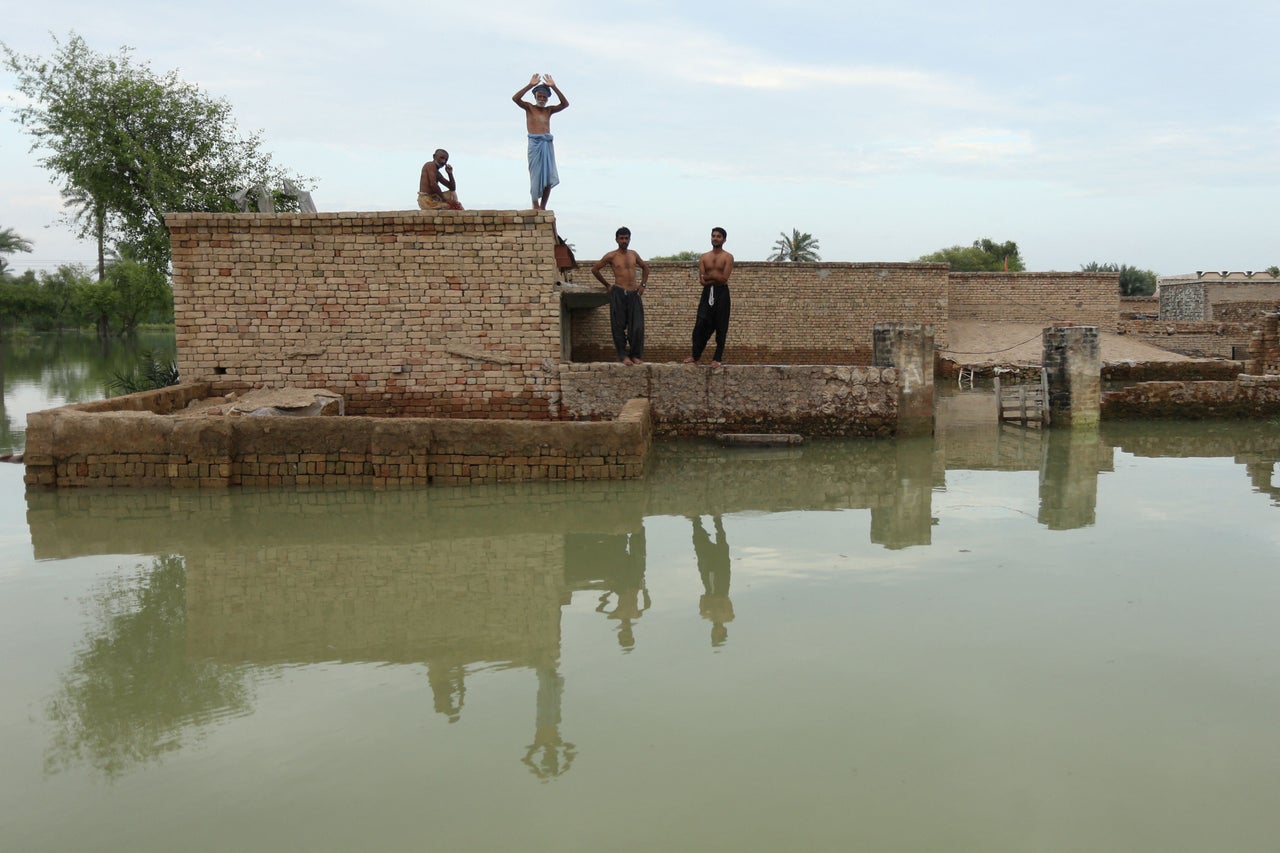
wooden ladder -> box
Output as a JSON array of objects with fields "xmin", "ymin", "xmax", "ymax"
[{"xmin": 994, "ymin": 369, "xmax": 1049, "ymax": 427}]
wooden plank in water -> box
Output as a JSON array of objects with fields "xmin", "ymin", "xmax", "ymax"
[{"xmin": 716, "ymin": 433, "xmax": 804, "ymax": 447}]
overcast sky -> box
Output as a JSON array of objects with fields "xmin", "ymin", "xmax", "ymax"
[{"xmin": 3, "ymin": 0, "xmax": 1278, "ymax": 276}]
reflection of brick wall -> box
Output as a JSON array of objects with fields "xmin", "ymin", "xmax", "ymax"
[
  {"xmin": 571, "ymin": 262, "xmax": 949, "ymax": 364},
  {"xmin": 947, "ymin": 272, "xmax": 1120, "ymax": 329},
  {"xmin": 184, "ymin": 536, "xmax": 565, "ymax": 665},
  {"xmin": 169, "ymin": 211, "xmax": 563, "ymax": 418}
]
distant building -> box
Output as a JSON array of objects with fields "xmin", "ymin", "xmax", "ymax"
[{"xmin": 1157, "ymin": 271, "xmax": 1280, "ymax": 321}]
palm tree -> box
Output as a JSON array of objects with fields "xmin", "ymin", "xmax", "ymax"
[
  {"xmin": 0, "ymin": 227, "xmax": 34, "ymax": 271},
  {"xmin": 769, "ymin": 229, "xmax": 821, "ymax": 262}
]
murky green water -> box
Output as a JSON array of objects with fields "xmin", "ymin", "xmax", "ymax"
[{"xmin": 2, "ymin": 336, "xmax": 1279, "ymax": 851}]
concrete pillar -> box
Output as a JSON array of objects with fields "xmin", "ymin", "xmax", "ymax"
[
  {"xmin": 872, "ymin": 323, "xmax": 935, "ymax": 437},
  {"xmin": 1042, "ymin": 325, "xmax": 1100, "ymax": 428}
]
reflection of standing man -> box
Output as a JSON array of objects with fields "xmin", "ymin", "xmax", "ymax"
[
  {"xmin": 512, "ymin": 73, "xmax": 569, "ymax": 210},
  {"xmin": 418, "ymin": 148, "xmax": 463, "ymax": 210},
  {"xmin": 685, "ymin": 227, "xmax": 734, "ymax": 367},
  {"xmin": 522, "ymin": 663, "xmax": 576, "ymax": 781},
  {"xmin": 595, "ymin": 526, "xmax": 650, "ymax": 651},
  {"xmin": 592, "ymin": 226, "xmax": 651, "ymax": 365},
  {"xmin": 691, "ymin": 515, "xmax": 734, "ymax": 646}
]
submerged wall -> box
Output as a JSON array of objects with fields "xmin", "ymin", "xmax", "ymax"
[
  {"xmin": 1103, "ymin": 375, "xmax": 1280, "ymax": 419},
  {"xmin": 23, "ymin": 386, "xmax": 651, "ymax": 488}
]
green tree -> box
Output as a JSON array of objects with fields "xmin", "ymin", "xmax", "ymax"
[
  {"xmin": 0, "ymin": 227, "xmax": 33, "ymax": 276},
  {"xmin": 1080, "ymin": 261, "xmax": 1157, "ymax": 296},
  {"xmin": 1267, "ymin": 265, "xmax": 1279, "ymax": 278},
  {"xmin": 649, "ymin": 250, "xmax": 701, "ymax": 261},
  {"xmin": 36, "ymin": 265, "xmax": 93, "ymax": 330},
  {"xmin": 919, "ymin": 238, "xmax": 1026, "ymax": 271},
  {"xmin": 103, "ymin": 252, "xmax": 172, "ymax": 335},
  {"xmin": 3, "ymin": 33, "xmax": 309, "ymax": 278},
  {"xmin": 769, "ymin": 229, "xmax": 821, "ymax": 262}
]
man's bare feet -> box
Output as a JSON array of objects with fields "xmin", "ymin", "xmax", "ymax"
[
  {"xmin": 682, "ymin": 356, "xmax": 698, "ymax": 364},
  {"xmin": 632, "ymin": 358, "xmax": 644, "ymax": 365},
  {"xmin": 711, "ymin": 360, "xmax": 722, "ymax": 368},
  {"xmin": 622, "ymin": 357, "xmax": 634, "ymax": 365}
]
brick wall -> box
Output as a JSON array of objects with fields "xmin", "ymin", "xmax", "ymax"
[
  {"xmin": 947, "ymin": 272, "xmax": 1120, "ymax": 330},
  {"xmin": 1250, "ymin": 314, "xmax": 1280, "ymax": 375},
  {"xmin": 169, "ymin": 210, "xmax": 563, "ymax": 418},
  {"xmin": 1120, "ymin": 319, "xmax": 1254, "ymax": 359},
  {"xmin": 1215, "ymin": 301, "xmax": 1280, "ymax": 323},
  {"xmin": 1121, "ymin": 295, "xmax": 1158, "ymax": 317},
  {"xmin": 1205, "ymin": 282, "xmax": 1280, "ymax": 318},
  {"xmin": 570, "ymin": 262, "xmax": 949, "ymax": 364}
]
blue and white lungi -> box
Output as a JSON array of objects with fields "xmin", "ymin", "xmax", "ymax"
[{"xmin": 527, "ymin": 133, "xmax": 560, "ymax": 203}]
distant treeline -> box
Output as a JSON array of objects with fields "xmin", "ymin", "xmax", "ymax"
[{"xmin": 0, "ymin": 260, "xmax": 172, "ymax": 337}]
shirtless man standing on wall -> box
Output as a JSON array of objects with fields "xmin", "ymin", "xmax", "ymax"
[
  {"xmin": 686, "ymin": 227, "xmax": 734, "ymax": 367},
  {"xmin": 592, "ymin": 227, "xmax": 651, "ymax": 365},
  {"xmin": 512, "ymin": 73, "xmax": 569, "ymax": 210}
]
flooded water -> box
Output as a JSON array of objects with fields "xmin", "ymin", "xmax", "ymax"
[{"xmin": 2, "ymin": 335, "xmax": 1280, "ymax": 851}]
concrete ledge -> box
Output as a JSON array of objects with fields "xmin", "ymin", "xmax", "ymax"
[{"xmin": 559, "ymin": 363, "xmax": 899, "ymax": 437}]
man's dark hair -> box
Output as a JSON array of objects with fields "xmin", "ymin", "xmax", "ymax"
[
  {"xmin": 712, "ymin": 227, "xmax": 727, "ymax": 239},
  {"xmin": 616, "ymin": 227, "xmax": 631, "ymax": 237}
]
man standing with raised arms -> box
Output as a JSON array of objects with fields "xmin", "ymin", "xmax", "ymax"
[
  {"xmin": 591, "ymin": 227, "xmax": 651, "ymax": 365},
  {"xmin": 512, "ymin": 73, "xmax": 569, "ymax": 210},
  {"xmin": 685, "ymin": 227, "xmax": 734, "ymax": 366}
]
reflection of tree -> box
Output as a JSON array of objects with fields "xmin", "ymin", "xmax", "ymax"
[
  {"xmin": 691, "ymin": 515, "xmax": 734, "ymax": 647},
  {"xmin": 45, "ymin": 555, "xmax": 251, "ymax": 780}
]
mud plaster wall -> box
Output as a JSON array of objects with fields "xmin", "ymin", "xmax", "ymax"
[
  {"xmin": 168, "ymin": 210, "xmax": 563, "ymax": 419},
  {"xmin": 22, "ymin": 387, "xmax": 651, "ymax": 488},
  {"xmin": 1102, "ymin": 375, "xmax": 1280, "ymax": 419},
  {"xmin": 946, "ymin": 272, "xmax": 1121, "ymax": 330},
  {"xmin": 569, "ymin": 262, "xmax": 949, "ymax": 364}
]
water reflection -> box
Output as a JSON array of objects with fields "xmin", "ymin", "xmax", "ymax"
[
  {"xmin": 20, "ymin": 406, "xmax": 1280, "ymax": 785},
  {"xmin": 0, "ymin": 331, "xmax": 175, "ymax": 453},
  {"xmin": 691, "ymin": 515, "xmax": 733, "ymax": 647},
  {"xmin": 44, "ymin": 555, "xmax": 252, "ymax": 780}
]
